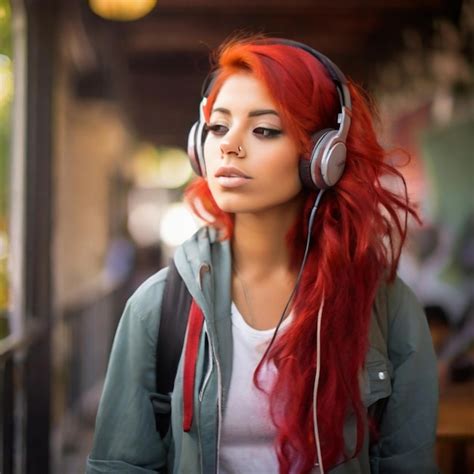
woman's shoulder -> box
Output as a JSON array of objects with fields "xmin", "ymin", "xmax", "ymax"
[
  {"xmin": 379, "ymin": 275, "xmax": 425, "ymax": 323},
  {"xmin": 371, "ymin": 275, "xmax": 426, "ymax": 345},
  {"xmin": 123, "ymin": 266, "xmax": 170, "ymax": 337},
  {"xmin": 375, "ymin": 274, "xmax": 433, "ymax": 359}
]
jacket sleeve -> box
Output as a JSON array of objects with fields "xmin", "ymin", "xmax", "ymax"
[
  {"xmin": 86, "ymin": 268, "xmax": 169, "ymax": 474},
  {"xmin": 370, "ymin": 277, "xmax": 440, "ymax": 474}
]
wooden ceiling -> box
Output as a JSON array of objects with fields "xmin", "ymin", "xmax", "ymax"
[{"xmin": 65, "ymin": 0, "xmax": 463, "ymax": 148}]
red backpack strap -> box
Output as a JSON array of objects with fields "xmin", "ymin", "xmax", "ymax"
[{"xmin": 182, "ymin": 300, "xmax": 205, "ymax": 432}]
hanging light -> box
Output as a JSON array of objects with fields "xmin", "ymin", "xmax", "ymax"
[{"xmin": 89, "ymin": 0, "xmax": 157, "ymax": 22}]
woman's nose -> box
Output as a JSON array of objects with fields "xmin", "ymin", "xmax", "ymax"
[{"xmin": 220, "ymin": 142, "xmax": 246, "ymax": 158}]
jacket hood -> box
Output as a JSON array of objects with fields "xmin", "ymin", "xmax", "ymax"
[{"xmin": 173, "ymin": 226, "xmax": 232, "ymax": 324}]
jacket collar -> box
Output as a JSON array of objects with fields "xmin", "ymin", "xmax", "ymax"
[{"xmin": 174, "ymin": 226, "xmax": 234, "ymax": 403}]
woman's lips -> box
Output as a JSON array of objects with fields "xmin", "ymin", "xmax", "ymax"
[
  {"xmin": 214, "ymin": 166, "xmax": 252, "ymax": 188},
  {"xmin": 215, "ymin": 176, "xmax": 252, "ymax": 188}
]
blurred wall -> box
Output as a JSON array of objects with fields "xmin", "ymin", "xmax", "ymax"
[
  {"xmin": 53, "ymin": 35, "xmax": 134, "ymax": 309},
  {"xmin": 50, "ymin": 19, "xmax": 136, "ymax": 468}
]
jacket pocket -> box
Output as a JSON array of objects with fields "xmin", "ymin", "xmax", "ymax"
[{"xmin": 361, "ymin": 347, "xmax": 392, "ymax": 408}]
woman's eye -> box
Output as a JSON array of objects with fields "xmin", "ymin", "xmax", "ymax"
[
  {"xmin": 206, "ymin": 124, "xmax": 228, "ymax": 135},
  {"xmin": 254, "ymin": 127, "xmax": 281, "ymax": 138}
]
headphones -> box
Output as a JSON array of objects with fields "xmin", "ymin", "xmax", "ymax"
[{"xmin": 187, "ymin": 38, "xmax": 352, "ymax": 191}]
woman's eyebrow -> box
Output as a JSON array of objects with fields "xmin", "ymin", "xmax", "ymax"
[{"xmin": 211, "ymin": 107, "xmax": 280, "ymax": 118}]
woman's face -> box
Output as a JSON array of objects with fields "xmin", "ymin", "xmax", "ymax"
[{"xmin": 203, "ymin": 72, "xmax": 302, "ymax": 215}]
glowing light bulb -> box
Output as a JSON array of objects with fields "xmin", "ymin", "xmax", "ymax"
[{"xmin": 89, "ymin": 0, "xmax": 157, "ymax": 21}]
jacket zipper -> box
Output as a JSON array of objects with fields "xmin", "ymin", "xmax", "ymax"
[
  {"xmin": 211, "ymin": 334, "xmax": 222, "ymax": 474},
  {"xmin": 199, "ymin": 324, "xmax": 213, "ymax": 402},
  {"xmin": 197, "ymin": 262, "xmax": 223, "ymax": 474}
]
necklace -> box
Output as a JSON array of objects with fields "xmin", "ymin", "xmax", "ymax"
[
  {"xmin": 232, "ymin": 264, "xmax": 296, "ymax": 331},
  {"xmin": 232, "ymin": 266, "xmax": 256, "ymax": 327}
]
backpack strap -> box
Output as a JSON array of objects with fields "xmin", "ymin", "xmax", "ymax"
[{"xmin": 150, "ymin": 259, "xmax": 193, "ymax": 438}]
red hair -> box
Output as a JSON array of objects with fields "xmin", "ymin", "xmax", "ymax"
[{"xmin": 185, "ymin": 34, "xmax": 418, "ymax": 472}]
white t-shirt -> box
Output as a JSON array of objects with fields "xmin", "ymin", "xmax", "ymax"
[{"xmin": 218, "ymin": 302, "xmax": 293, "ymax": 474}]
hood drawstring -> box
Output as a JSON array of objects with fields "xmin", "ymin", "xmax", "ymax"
[
  {"xmin": 197, "ymin": 262, "xmax": 211, "ymax": 291},
  {"xmin": 183, "ymin": 300, "xmax": 205, "ymax": 432},
  {"xmin": 313, "ymin": 295, "xmax": 325, "ymax": 472},
  {"xmin": 183, "ymin": 261, "xmax": 211, "ymax": 432}
]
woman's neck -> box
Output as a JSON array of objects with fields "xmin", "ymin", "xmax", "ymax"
[{"xmin": 231, "ymin": 196, "xmax": 303, "ymax": 280}]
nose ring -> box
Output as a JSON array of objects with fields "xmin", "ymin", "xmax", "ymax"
[{"xmin": 220, "ymin": 143, "xmax": 246, "ymax": 158}]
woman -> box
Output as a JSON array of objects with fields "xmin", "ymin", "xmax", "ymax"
[{"xmin": 87, "ymin": 34, "xmax": 439, "ymax": 473}]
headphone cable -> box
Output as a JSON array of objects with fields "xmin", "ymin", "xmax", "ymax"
[{"xmin": 259, "ymin": 189, "xmax": 325, "ymax": 363}]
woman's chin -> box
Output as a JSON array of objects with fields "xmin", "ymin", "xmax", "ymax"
[
  {"xmin": 215, "ymin": 202, "xmax": 251, "ymax": 214},
  {"xmin": 213, "ymin": 197, "xmax": 259, "ymax": 214}
]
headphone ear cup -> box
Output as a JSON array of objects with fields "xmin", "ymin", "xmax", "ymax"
[
  {"xmin": 320, "ymin": 134, "xmax": 347, "ymax": 187},
  {"xmin": 299, "ymin": 128, "xmax": 333, "ymax": 190},
  {"xmin": 299, "ymin": 128, "xmax": 347, "ymax": 190},
  {"xmin": 298, "ymin": 157, "xmax": 315, "ymax": 191},
  {"xmin": 187, "ymin": 120, "xmax": 207, "ymax": 177}
]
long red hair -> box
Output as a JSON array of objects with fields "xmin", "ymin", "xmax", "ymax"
[{"xmin": 185, "ymin": 34, "xmax": 418, "ymax": 472}]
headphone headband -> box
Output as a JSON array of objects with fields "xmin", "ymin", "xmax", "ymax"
[
  {"xmin": 201, "ymin": 38, "xmax": 351, "ymax": 111},
  {"xmin": 254, "ymin": 38, "xmax": 352, "ymax": 111}
]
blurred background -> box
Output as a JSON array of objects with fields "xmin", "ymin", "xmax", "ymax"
[{"xmin": 0, "ymin": 0, "xmax": 472, "ymax": 472}]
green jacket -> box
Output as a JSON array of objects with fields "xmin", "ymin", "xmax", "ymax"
[{"xmin": 86, "ymin": 227, "xmax": 439, "ymax": 473}]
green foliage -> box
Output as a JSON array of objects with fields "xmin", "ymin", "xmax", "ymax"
[
  {"xmin": 0, "ymin": 0, "xmax": 11, "ymax": 57},
  {"xmin": 0, "ymin": 0, "xmax": 11, "ymax": 325},
  {"xmin": 0, "ymin": 0, "xmax": 12, "ymax": 215}
]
